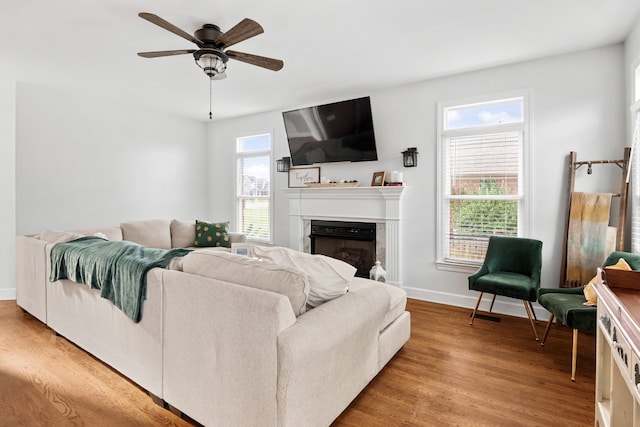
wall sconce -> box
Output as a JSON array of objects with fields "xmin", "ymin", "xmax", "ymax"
[
  {"xmin": 402, "ymin": 148, "xmax": 418, "ymax": 167},
  {"xmin": 276, "ymin": 157, "xmax": 291, "ymax": 172}
]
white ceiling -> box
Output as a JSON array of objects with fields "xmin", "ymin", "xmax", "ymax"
[{"xmin": 1, "ymin": 0, "xmax": 639, "ymax": 122}]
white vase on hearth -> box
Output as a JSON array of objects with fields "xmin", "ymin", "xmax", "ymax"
[{"xmin": 369, "ymin": 260, "xmax": 386, "ymax": 283}]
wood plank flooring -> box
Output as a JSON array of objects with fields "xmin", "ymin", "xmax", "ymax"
[
  {"xmin": 0, "ymin": 301, "xmax": 191, "ymax": 427},
  {"xmin": 0, "ymin": 298, "xmax": 595, "ymax": 426},
  {"xmin": 334, "ymin": 299, "xmax": 595, "ymax": 426}
]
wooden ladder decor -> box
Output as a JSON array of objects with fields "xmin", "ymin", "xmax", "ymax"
[{"xmin": 559, "ymin": 147, "xmax": 631, "ymax": 288}]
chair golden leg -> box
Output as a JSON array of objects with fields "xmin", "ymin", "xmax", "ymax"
[
  {"xmin": 470, "ymin": 292, "xmax": 484, "ymax": 325},
  {"xmin": 571, "ymin": 329, "xmax": 578, "ymax": 381},
  {"xmin": 488, "ymin": 294, "xmax": 497, "ymax": 313},
  {"xmin": 528, "ymin": 301, "xmax": 538, "ymax": 322},
  {"xmin": 540, "ymin": 314, "xmax": 555, "ymax": 346},
  {"xmin": 523, "ymin": 300, "xmax": 539, "ymax": 341}
]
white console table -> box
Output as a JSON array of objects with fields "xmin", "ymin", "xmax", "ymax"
[{"xmin": 594, "ymin": 282, "xmax": 640, "ymax": 426}]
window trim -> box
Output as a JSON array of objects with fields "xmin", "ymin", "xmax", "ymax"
[
  {"xmin": 436, "ymin": 90, "xmax": 532, "ymax": 271},
  {"xmin": 630, "ymin": 60, "xmax": 640, "ymax": 253},
  {"xmin": 235, "ymin": 131, "xmax": 274, "ymax": 244}
]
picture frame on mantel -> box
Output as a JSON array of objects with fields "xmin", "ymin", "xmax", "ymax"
[
  {"xmin": 371, "ymin": 171, "xmax": 386, "ymax": 187},
  {"xmin": 288, "ymin": 167, "xmax": 321, "ymax": 188}
]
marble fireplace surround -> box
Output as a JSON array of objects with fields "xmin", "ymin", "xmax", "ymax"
[{"xmin": 283, "ymin": 186, "xmax": 406, "ymax": 287}]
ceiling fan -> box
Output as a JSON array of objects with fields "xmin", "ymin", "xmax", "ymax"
[{"xmin": 137, "ymin": 12, "xmax": 284, "ymax": 118}]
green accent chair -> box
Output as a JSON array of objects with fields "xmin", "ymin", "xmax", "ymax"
[
  {"xmin": 538, "ymin": 251, "xmax": 640, "ymax": 381},
  {"xmin": 469, "ymin": 235, "xmax": 543, "ymax": 340}
]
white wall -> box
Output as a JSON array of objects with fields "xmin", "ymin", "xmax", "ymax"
[
  {"xmin": 208, "ymin": 44, "xmax": 626, "ymax": 318},
  {"xmin": 398, "ymin": 45, "xmax": 624, "ymax": 316},
  {"xmin": 0, "ymin": 81, "xmax": 16, "ymax": 299},
  {"xmin": 207, "ymin": 111, "xmax": 291, "ymax": 245},
  {"xmin": 16, "ymin": 83, "xmax": 208, "ymax": 235},
  {"xmin": 624, "ymin": 15, "xmax": 640, "ymax": 254},
  {"xmin": 625, "ymin": 15, "xmax": 640, "ymax": 110}
]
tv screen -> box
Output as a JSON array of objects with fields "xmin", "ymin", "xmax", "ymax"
[{"xmin": 282, "ymin": 96, "xmax": 378, "ymax": 166}]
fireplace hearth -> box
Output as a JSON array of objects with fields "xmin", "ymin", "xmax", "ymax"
[{"xmin": 310, "ymin": 221, "xmax": 376, "ymax": 278}]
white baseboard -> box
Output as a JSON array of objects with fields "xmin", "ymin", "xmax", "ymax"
[
  {"xmin": 0, "ymin": 288, "xmax": 16, "ymax": 300},
  {"xmin": 403, "ymin": 286, "xmax": 549, "ymax": 320}
]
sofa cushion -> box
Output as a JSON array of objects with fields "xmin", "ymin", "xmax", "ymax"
[
  {"xmin": 72, "ymin": 226, "xmax": 123, "ymax": 241},
  {"xmin": 229, "ymin": 232, "xmax": 248, "ymax": 244},
  {"xmin": 194, "ymin": 220, "xmax": 231, "ymax": 248},
  {"xmin": 181, "ymin": 250, "xmax": 309, "ymax": 316},
  {"xmin": 251, "ymin": 245, "xmax": 355, "ymax": 308},
  {"xmin": 171, "ymin": 219, "xmax": 196, "ymax": 248},
  {"xmin": 380, "ymin": 283, "xmax": 407, "ymax": 331},
  {"xmin": 38, "ymin": 231, "xmax": 86, "ymax": 243},
  {"xmin": 349, "ymin": 278, "xmax": 406, "ymax": 331},
  {"xmin": 121, "ymin": 219, "xmax": 172, "ymax": 249}
]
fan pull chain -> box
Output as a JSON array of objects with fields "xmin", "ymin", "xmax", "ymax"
[{"xmin": 209, "ymin": 77, "xmax": 213, "ymax": 120}]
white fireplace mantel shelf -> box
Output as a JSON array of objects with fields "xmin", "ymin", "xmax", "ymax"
[
  {"xmin": 284, "ymin": 186, "xmax": 406, "ymax": 287},
  {"xmin": 283, "ymin": 185, "xmax": 405, "ymax": 199}
]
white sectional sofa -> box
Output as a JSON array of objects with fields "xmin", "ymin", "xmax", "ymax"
[{"xmin": 16, "ymin": 219, "xmax": 411, "ymax": 427}]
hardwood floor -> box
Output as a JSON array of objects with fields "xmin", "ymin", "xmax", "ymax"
[
  {"xmin": 0, "ymin": 298, "xmax": 595, "ymax": 426},
  {"xmin": 0, "ymin": 301, "xmax": 192, "ymax": 427},
  {"xmin": 333, "ymin": 299, "xmax": 595, "ymax": 426}
]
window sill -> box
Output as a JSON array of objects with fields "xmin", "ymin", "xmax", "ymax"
[
  {"xmin": 245, "ymin": 238, "xmax": 273, "ymax": 246},
  {"xmin": 435, "ymin": 259, "xmax": 481, "ymax": 274}
]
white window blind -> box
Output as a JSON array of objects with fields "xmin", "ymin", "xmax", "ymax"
[
  {"xmin": 236, "ymin": 134, "xmax": 272, "ymax": 242},
  {"xmin": 444, "ymin": 132, "xmax": 522, "ymax": 261},
  {"xmin": 438, "ymin": 95, "xmax": 527, "ymax": 265}
]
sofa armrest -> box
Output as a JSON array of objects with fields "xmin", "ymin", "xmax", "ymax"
[
  {"xmin": 468, "ymin": 263, "xmax": 489, "ymax": 290},
  {"xmin": 229, "ymin": 232, "xmax": 247, "ymax": 244},
  {"xmin": 276, "ymin": 284, "xmax": 390, "ymax": 427},
  {"xmin": 161, "ymin": 270, "xmax": 296, "ymax": 427},
  {"xmin": 16, "ymin": 235, "xmax": 49, "ymax": 323}
]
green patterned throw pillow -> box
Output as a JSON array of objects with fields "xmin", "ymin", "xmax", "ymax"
[{"xmin": 194, "ymin": 220, "xmax": 231, "ymax": 248}]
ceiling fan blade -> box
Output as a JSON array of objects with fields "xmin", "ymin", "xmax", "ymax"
[
  {"xmin": 215, "ymin": 18, "xmax": 264, "ymax": 48},
  {"xmin": 137, "ymin": 49, "xmax": 196, "ymax": 58},
  {"xmin": 139, "ymin": 12, "xmax": 203, "ymax": 46},
  {"xmin": 226, "ymin": 50, "xmax": 284, "ymax": 71}
]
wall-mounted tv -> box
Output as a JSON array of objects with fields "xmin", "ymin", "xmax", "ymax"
[{"xmin": 282, "ymin": 96, "xmax": 378, "ymax": 166}]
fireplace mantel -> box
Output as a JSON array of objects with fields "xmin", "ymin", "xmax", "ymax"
[{"xmin": 284, "ymin": 186, "xmax": 406, "ymax": 287}]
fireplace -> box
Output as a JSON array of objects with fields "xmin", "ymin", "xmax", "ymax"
[
  {"xmin": 284, "ymin": 186, "xmax": 405, "ymax": 287},
  {"xmin": 310, "ymin": 220, "xmax": 376, "ymax": 278}
]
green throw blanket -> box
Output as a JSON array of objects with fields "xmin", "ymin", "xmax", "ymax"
[{"xmin": 50, "ymin": 236, "xmax": 191, "ymax": 323}]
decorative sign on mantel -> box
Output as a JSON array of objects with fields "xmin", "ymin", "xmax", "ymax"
[{"xmin": 288, "ymin": 167, "xmax": 320, "ymax": 188}]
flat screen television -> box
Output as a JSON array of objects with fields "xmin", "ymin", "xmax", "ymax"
[{"xmin": 282, "ymin": 96, "xmax": 378, "ymax": 166}]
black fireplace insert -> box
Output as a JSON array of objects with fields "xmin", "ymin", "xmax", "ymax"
[{"xmin": 309, "ymin": 220, "xmax": 376, "ymax": 278}]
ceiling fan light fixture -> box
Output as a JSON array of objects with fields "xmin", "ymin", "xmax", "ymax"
[
  {"xmin": 194, "ymin": 49, "xmax": 228, "ymax": 79},
  {"xmin": 137, "ymin": 13, "xmax": 283, "ymax": 119}
]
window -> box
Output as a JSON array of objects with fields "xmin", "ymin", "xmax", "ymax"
[
  {"xmin": 631, "ymin": 64, "xmax": 640, "ymax": 253},
  {"xmin": 236, "ymin": 133, "xmax": 272, "ymax": 242},
  {"xmin": 635, "ymin": 64, "xmax": 640, "ymax": 103},
  {"xmin": 437, "ymin": 93, "xmax": 529, "ymax": 266}
]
